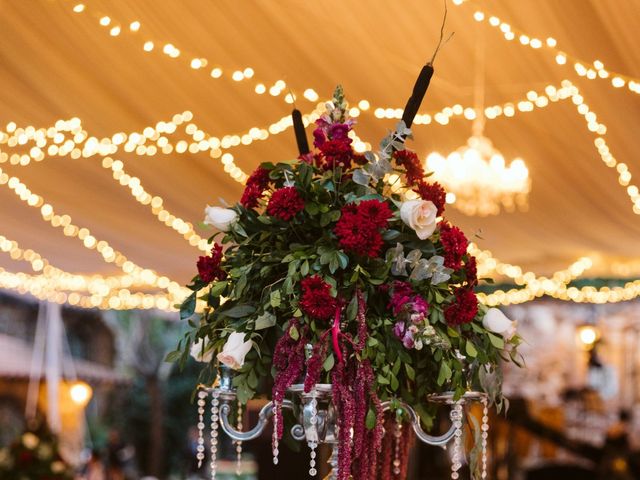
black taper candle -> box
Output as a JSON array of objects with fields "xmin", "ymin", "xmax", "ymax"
[
  {"xmin": 292, "ymin": 108, "xmax": 310, "ymax": 155},
  {"xmin": 401, "ymin": 63, "xmax": 435, "ymax": 129}
]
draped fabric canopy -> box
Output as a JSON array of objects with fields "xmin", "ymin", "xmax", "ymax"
[{"xmin": 1, "ymin": 0, "xmax": 639, "ymax": 288}]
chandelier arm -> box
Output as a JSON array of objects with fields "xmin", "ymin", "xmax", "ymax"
[
  {"xmin": 381, "ymin": 400, "xmax": 457, "ymax": 446},
  {"xmin": 218, "ymin": 398, "xmax": 295, "ymax": 442}
]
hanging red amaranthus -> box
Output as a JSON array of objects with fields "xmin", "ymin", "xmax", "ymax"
[
  {"xmin": 272, "ymin": 319, "xmax": 307, "ymax": 439},
  {"xmin": 330, "ymin": 290, "xmax": 385, "ymax": 480}
]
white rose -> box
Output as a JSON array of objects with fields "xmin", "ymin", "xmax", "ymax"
[
  {"xmin": 483, "ymin": 308, "xmax": 517, "ymax": 341},
  {"xmin": 190, "ymin": 337, "xmax": 214, "ymax": 363},
  {"xmin": 204, "ymin": 206, "xmax": 238, "ymax": 232},
  {"xmin": 216, "ymin": 332, "xmax": 252, "ymax": 370},
  {"xmin": 400, "ymin": 199, "xmax": 438, "ymax": 240}
]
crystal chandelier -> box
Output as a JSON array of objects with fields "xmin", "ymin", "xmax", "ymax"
[
  {"xmin": 426, "ymin": 135, "xmax": 530, "ymax": 216},
  {"xmin": 425, "ymin": 20, "xmax": 531, "ymax": 216}
]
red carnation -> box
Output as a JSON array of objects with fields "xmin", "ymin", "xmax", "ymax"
[
  {"xmin": 357, "ymin": 199, "xmax": 393, "ymax": 229},
  {"xmin": 197, "ymin": 243, "xmax": 226, "ymax": 283},
  {"xmin": 240, "ymin": 166, "xmax": 270, "ymax": 209},
  {"xmin": 415, "ymin": 180, "xmax": 447, "ymax": 216},
  {"xmin": 299, "ymin": 275, "xmax": 336, "ymax": 320},
  {"xmin": 393, "ymin": 149, "xmax": 425, "ymax": 185},
  {"xmin": 444, "ymin": 288, "xmax": 478, "ymax": 326},
  {"xmin": 267, "ymin": 186, "xmax": 305, "ymax": 221},
  {"xmin": 440, "ymin": 222, "xmax": 468, "ymax": 270}
]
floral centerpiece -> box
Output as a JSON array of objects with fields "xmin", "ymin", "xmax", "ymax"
[
  {"xmin": 171, "ymin": 86, "xmax": 520, "ymax": 479},
  {"xmin": 0, "ymin": 423, "xmax": 74, "ymax": 480}
]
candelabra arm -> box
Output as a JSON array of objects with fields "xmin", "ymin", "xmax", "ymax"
[
  {"xmin": 219, "ymin": 399, "xmax": 294, "ymax": 441},
  {"xmin": 382, "ymin": 400, "xmax": 456, "ymax": 447}
]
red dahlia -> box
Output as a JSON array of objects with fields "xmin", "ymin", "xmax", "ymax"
[
  {"xmin": 240, "ymin": 166, "xmax": 270, "ymax": 209},
  {"xmin": 301, "ymin": 275, "xmax": 331, "ymax": 294},
  {"xmin": 334, "ymin": 213, "xmax": 384, "ymax": 258},
  {"xmin": 393, "ymin": 149, "xmax": 425, "ymax": 185},
  {"xmin": 267, "ymin": 186, "xmax": 305, "ymax": 221},
  {"xmin": 415, "ymin": 180, "xmax": 447, "ymax": 216},
  {"xmin": 439, "ymin": 222, "xmax": 468, "ymax": 270},
  {"xmin": 299, "ymin": 275, "xmax": 336, "ymax": 320},
  {"xmin": 357, "ymin": 199, "xmax": 393, "ymax": 229},
  {"xmin": 333, "ymin": 200, "xmax": 391, "ymax": 258},
  {"xmin": 444, "ymin": 288, "xmax": 478, "ymax": 326},
  {"xmin": 197, "ymin": 243, "xmax": 226, "ymax": 283}
]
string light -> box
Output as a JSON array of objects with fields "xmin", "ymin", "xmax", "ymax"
[
  {"xmin": 463, "ymin": 2, "xmax": 640, "ymax": 96},
  {"xmin": 101, "ymin": 157, "xmax": 210, "ymax": 252},
  {"xmin": 0, "ymin": 268, "xmax": 178, "ymax": 310},
  {"xmin": 0, "ymin": 166, "xmax": 185, "ymax": 296},
  {"xmin": 4, "ymin": 5, "xmax": 639, "ymax": 305},
  {"xmin": 65, "ymin": 2, "xmax": 297, "ymax": 104}
]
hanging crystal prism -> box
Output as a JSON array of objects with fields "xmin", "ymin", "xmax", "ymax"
[
  {"xmin": 210, "ymin": 390, "xmax": 220, "ymax": 480},
  {"xmin": 480, "ymin": 396, "xmax": 489, "ymax": 479},
  {"xmin": 236, "ymin": 402, "xmax": 243, "ymax": 476},
  {"xmin": 393, "ymin": 418, "xmax": 402, "ymax": 476},
  {"xmin": 308, "ymin": 389, "xmax": 319, "ymax": 476},
  {"xmin": 450, "ymin": 400, "xmax": 464, "ymax": 480},
  {"xmin": 272, "ymin": 400, "xmax": 280, "ymax": 465},
  {"xmin": 196, "ymin": 390, "xmax": 208, "ymax": 468}
]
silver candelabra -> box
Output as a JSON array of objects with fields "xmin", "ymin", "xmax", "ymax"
[{"xmin": 195, "ymin": 366, "xmax": 489, "ymax": 480}]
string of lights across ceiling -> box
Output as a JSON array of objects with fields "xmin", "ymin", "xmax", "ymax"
[
  {"xmin": 0, "ymin": 166, "xmax": 185, "ymax": 296},
  {"xmin": 1, "ymin": 79, "xmax": 639, "ymax": 306},
  {"xmin": 0, "ymin": 5, "xmax": 637, "ymax": 307}
]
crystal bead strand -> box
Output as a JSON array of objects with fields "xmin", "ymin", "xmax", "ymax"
[
  {"xmin": 196, "ymin": 390, "xmax": 208, "ymax": 468},
  {"xmin": 236, "ymin": 402, "xmax": 243, "ymax": 476},
  {"xmin": 308, "ymin": 389, "xmax": 318, "ymax": 476},
  {"xmin": 210, "ymin": 390, "xmax": 220, "ymax": 480},
  {"xmin": 480, "ymin": 396, "xmax": 489, "ymax": 479},
  {"xmin": 393, "ymin": 419, "xmax": 402, "ymax": 476},
  {"xmin": 272, "ymin": 401, "xmax": 280, "ymax": 465},
  {"xmin": 450, "ymin": 400, "xmax": 464, "ymax": 480}
]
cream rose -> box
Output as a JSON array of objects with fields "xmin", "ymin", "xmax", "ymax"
[
  {"xmin": 190, "ymin": 337, "xmax": 214, "ymax": 363},
  {"xmin": 482, "ymin": 308, "xmax": 517, "ymax": 341},
  {"xmin": 400, "ymin": 199, "xmax": 438, "ymax": 240},
  {"xmin": 217, "ymin": 332, "xmax": 252, "ymax": 370},
  {"xmin": 204, "ymin": 206, "xmax": 238, "ymax": 232}
]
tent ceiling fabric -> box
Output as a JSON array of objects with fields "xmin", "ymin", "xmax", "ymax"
[{"xmin": 1, "ymin": 0, "xmax": 639, "ymax": 286}]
